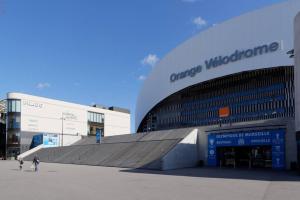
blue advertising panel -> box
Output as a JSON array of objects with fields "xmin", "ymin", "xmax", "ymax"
[
  {"xmin": 43, "ymin": 133, "xmax": 59, "ymax": 147},
  {"xmin": 271, "ymin": 131, "xmax": 285, "ymax": 169},
  {"xmin": 30, "ymin": 134, "xmax": 43, "ymax": 149},
  {"xmin": 96, "ymin": 128, "xmax": 102, "ymax": 143},
  {"xmin": 207, "ymin": 129, "xmax": 285, "ymax": 169},
  {"xmin": 207, "ymin": 134, "xmax": 217, "ymax": 166}
]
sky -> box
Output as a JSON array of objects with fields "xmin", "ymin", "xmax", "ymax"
[{"xmin": 0, "ymin": 0, "xmax": 287, "ymax": 132}]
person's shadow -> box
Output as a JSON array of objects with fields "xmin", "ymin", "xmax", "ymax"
[
  {"xmin": 23, "ymin": 169, "xmax": 35, "ymax": 172},
  {"xmin": 10, "ymin": 168, "xmax": 35, "ymax": 172}
]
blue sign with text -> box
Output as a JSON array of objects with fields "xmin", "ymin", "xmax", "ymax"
[{"xmin": 207, "ymin": 129, "xmax": 285, "ymax": 169}]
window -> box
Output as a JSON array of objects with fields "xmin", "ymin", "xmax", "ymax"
[
  {"xmin": 7, "ymin": 130, "xmax": 20, "ymax": 145},
  {"xmin": 7, "ymin": 99, "xmax": 21, "ymax": 112},
  {"xmin": 88, "ymin": 111, "xmax": 104, "ymax": 123},
  {"xmin": 16, "ymin": 101, "xmax": 21, "ymax": 112},
  {"xmin": 8, "ymin": 114, "xmax": 21, "ymax": 129}
]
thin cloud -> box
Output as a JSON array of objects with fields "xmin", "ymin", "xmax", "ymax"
[
  {"xmin": 36, "ymin": 82, "xmax": 51, "ymax": 89},
  {"xmin": 193, "ymin": 16, "xmax": 207, "ymax": 28},
  {"xmin": 138, "ymin": 75, "xmax": 147, "ymax": 81},
  {"xmin": 141, "ymin": 54, "xmax": 159, "ymax": 67}
]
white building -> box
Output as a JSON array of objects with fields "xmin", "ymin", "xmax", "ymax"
[{"xmin": 5, "ymin": 92, "xmax": 130, "ymax": 157}]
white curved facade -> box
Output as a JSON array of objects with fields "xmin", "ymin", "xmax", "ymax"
[{"xmin": 136, "ymin": 0, "xmax": 300, "ymax": 130}]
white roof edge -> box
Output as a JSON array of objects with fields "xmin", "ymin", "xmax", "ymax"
[{"xmin": 6, "ymin": 92, "xmax": 129, "ymax": 115}]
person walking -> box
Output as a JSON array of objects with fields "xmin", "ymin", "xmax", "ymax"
[
  {"xmin": 32, "ymin": 155, "xmax": 40, "ymax": 172},
  {"xmin": 18, "ymin": 157, "xmax": 24, "ymax": 171}
]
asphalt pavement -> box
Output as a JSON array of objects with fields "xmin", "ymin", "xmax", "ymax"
[{"xmin": 0, "ymin": 160, "xmax": 299, "ymax": 200}]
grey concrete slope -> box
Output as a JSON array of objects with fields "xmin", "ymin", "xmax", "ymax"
[
  {"xmin": 24, "ymin": 128, "xmax": 195, "ymax": 169},
  {"xmin": 72, "ymin": 136, "xmax": 97, "ymax": 145},
  {"xmin": 70, "ymin": 133, "xmax": 146, "ymax": 146},
  {"xmin": 101, "ymin": 133, "xmax": 146, "ymax": 144}
]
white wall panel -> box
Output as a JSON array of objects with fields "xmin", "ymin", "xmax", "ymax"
[{"xmin": 20, "ymin": 96, "xmax": 87, "ymax": 136}]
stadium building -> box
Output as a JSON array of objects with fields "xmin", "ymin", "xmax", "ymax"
[
  {"xmin": 0, "ymin": 93, "xmax": 130, "ymax": 159},
  {"xmin": 136, "ymin": 0, "xmax": 300, "ymax": 169}
]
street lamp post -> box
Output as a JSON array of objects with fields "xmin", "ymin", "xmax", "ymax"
[{"xmin": 61, "ymin": 113, "xmax": 66, "ymax": 147}]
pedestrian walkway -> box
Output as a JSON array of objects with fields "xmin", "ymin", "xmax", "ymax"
[{"xmin": 1, "ymin": 161, "xmax": 300, "ymax": 200}]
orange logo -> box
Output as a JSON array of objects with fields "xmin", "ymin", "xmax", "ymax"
[{"xmin": 219, "ymin": 107, "xmax": 230, "ymax": 117}]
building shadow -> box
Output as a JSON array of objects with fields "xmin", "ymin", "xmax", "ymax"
[{"xmin": 120, "ymin": 167, "xmax": 300, "ymax": 182}]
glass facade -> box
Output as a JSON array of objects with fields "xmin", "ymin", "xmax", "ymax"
[
  {"xmin": 88, "ymin": 111, "xmax": 104, "ymax": 123},
  {"xmin": 87, "ymin": 111, "xmax": 104, "ymax": 136},
  {"xmin": 138, "ymin": 66, "xmax": 294, "ymax": 132},
  {"xmin": 6, "ymin": 99, "xmax": 21, "ymax": 158},
  {"xmin": 7, "ymin": 99, "xmax": 21, "ymax": 113},
  {"xmin": 0, "ymin": 122, "xmax": 6, "ymax": 158}
]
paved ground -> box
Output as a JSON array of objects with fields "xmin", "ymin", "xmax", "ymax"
[{"xmin": 0, "ymin": 161, "xmax": 300, "ymax": 200}]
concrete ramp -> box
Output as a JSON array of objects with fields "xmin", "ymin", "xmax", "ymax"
[{"xmin": 24, "ymin": 128, "xmax": 198, "ymax": 170}]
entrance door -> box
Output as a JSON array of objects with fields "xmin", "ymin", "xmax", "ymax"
[
  {"xmin": 251, "ymin": 146, "xmax": 272, "ymax": 168},
  {"xmin": 217, "ymin": 147, "xmax": 236, "ymax": 168},
  {"xmin": 217, "ymin": 146, "xmax": 272, "ymax": 168},
  {"xmin": 217, "ymin": 147, "xmax": 251, "ymax": 168},
  {"xmin": 235, "ymin": 147, "xmax": 251, "ymax": 168}
]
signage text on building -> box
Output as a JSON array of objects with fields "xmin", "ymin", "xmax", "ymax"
[{"xmin": 170, "ymin": 42, "xmax": 280, "ymax": 83}]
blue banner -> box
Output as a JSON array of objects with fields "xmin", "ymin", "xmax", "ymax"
[
  {"xmin": 207, "ymin": 134, "xmax": 217, "ymax": 166},
  {"xmin": 96, "ymin": 129, "xmax": 102, "ymax": 143},
  {"xmin": 207, "ymin": 129, "xmax": 285, "ymax": 169}
]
